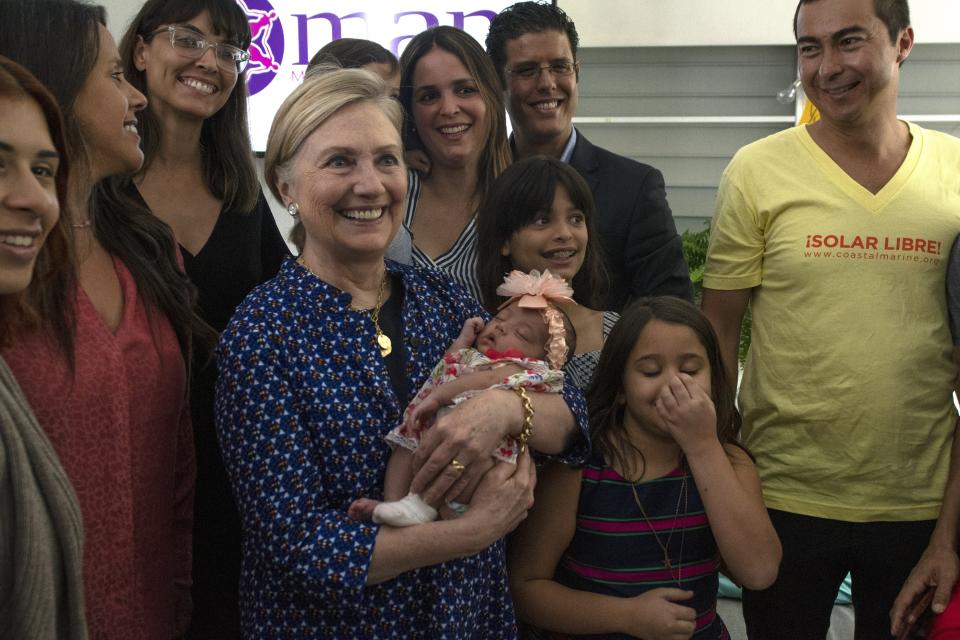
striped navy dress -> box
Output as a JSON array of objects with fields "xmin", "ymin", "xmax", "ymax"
[
  {"xmin": 404, "ymin": 169, "xmax": 482, "ymax": 303},
  {"xmin": 550, "ymin": 452, "xmax": 730, "ymax": 639}
]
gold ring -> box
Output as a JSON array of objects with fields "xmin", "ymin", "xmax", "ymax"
[{"xmin": 450, "ymin": 459, "xmax": 466, "ymax": 472}]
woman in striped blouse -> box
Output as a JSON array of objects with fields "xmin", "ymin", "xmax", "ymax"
[{"xmin": 396, "ymin": 26, "xmax": 511, "ymax": 301}]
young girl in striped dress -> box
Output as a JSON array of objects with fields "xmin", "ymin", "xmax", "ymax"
[{"xmin": 508, "ymin": 297, "xmax": 782, "ymax": 639}]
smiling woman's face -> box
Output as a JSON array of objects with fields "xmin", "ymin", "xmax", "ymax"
[
  {"xmin": 0, "ymin": 97, "xmax": 60, "ymax": 295},
  {"xmin": 277, "ymin": 101, "xmax": 407, "ymax": 267},
  {"xmin": 133, "ymin": 10, "xmax": 239, "ymax": 122},
  {"xmin": 410, "ymin": 47, "xmax": 488, "ymax": 169},
  {"xmin": 73, "ymin": 23, "xmax": 147, "ymax": 181}
]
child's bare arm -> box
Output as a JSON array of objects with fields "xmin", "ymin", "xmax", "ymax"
[
  {"xmin": 655, "ymin": 373, "xmax": 781, "ymax": 590},
  {"xmin": 509, "ymin": 463, "xmax": 697, "ymax": 638}
]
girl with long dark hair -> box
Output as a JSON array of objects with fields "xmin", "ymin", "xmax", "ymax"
[
  {"xmin": 476, "ymin": 156, "xmax": 610, "ymax": 389},
  {"xmin": 508, "ymin": 297, "xmax": 781, "ymax": 639},
  {"xmin": 0, "ymin": 54, "xmax": 84, "ymax": 640}
]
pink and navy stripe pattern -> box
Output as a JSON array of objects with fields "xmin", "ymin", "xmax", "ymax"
[{"xmin": 551, "ymin": 455, "xmax": 730, "ymax": 639}]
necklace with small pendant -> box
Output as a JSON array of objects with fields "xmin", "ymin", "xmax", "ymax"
[
  {"xmin": 630, "ymin": 466, "xmax": 689, "ymax": 586},
  {"xmin": 297, "ymin": 257, "xmax": 392, "ymax": 357}
]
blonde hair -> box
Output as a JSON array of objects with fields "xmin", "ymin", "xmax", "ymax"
[{"xmin": 264, "ymin": 67, "xmax": 403, "ymax": 251}]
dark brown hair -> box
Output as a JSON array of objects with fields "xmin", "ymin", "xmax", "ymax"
[
  {"xmin": 476, "ymin": 156, "xmax": 607, "ymax": 311},
  {"xmin": 104, "ymin": 0, "xmax": 258, "ymax": 215},
  {"xmin": 586, "ymin": 297, "xmax": 742, "ymax": 480},
  {"xmin": 794, "ymin": 0, "xmax": 910, "ymax": 44},
  {"xmin": 0, "ymin": 55, "xmax": 75, "ymax": 354},
  {"xmin": 399, "ymin": 26, "xmax": 510, "ymax": 200},
  {"xmin": 486, "ymin": 1, "xmax": 580, "ymax": 85},
  {"xmin": 0, "ymin": 0, "xmax": 204, "ymax": 360},
  {"xmin": 308, "ymin": 38, "xmax": 399, "ymax": 75}
]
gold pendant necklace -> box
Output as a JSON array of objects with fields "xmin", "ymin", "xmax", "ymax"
[
  {"xmin": 297, "ymin": 257, "xmax": 392, "ymax": 357},
  {"xmin": 368, "ymin": 271, "xmax": 392, "ymax": 357},
  {"xmin": 630, "ymin": 467, "xmax": 688, "ymax": 585}
]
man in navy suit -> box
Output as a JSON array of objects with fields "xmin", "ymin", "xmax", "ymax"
[{"xmin": 486, "ymin": 2, "xmax": 693, "ymax": 310}]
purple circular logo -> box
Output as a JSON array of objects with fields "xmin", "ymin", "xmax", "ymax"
[{"xmin": 237, "ymin": 0, "xmax": 283, "ymax": 96}]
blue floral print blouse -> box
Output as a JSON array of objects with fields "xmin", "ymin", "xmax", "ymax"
[{"xmin": 216, "ymin": 258, "xmax": 588, "ymax": 639}]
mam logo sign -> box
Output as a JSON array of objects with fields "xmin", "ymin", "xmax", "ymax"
[
  {"xmin": 233, "ymin": 0, "xmax": 521, "ymax": 151},
  {"xmin": 238, "ymin": 0, "xmax": 283, "ymax": 97}
]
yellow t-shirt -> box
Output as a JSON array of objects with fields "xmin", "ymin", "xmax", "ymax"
[{"xmin": 704, "ymin": 122, "xmax": 960, "ymax": 521}]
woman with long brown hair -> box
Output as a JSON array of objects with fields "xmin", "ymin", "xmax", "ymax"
[
  {"xmin": 0, "ymin": 54, "xmax": 84, "ymax": 640},
  {"xmin": 101, "ymin": 1, "xmax": 289, "ymax": 634},
  {"xmin": 0, "ymin": 1, "xmax": 198, "ymax": 636},
  {"xmin": 397, "ymin": 26, "xmax": 511, "ymax": 299}
]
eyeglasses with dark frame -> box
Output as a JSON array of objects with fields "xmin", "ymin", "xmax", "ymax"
[
  {"xmin": 152, "ymin": 25, "xmax": 250, "ymax": 73},
  {"xmin": 504, "ymin": 60, "xmax": 578, "ymax": 80}
]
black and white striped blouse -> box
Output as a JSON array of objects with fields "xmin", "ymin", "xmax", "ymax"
[
  {"xmin": 565, "ymin": 310, "xmax": 620, "ymax": 390},
  {"xmin": 402, "ymin": 170, "xmax": 482, "ymax": 302}
]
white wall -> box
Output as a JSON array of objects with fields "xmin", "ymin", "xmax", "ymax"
[
  {"xmin": 101, "ymin": 0, "xmax": 139, "ymax": 37},
  {"xmin": 560, "ymin": 0, "xmax": 960, "ymax": 47},
  {"xmin": 102, "ymin": 0, "xmax": 960, "ymax": 47}
]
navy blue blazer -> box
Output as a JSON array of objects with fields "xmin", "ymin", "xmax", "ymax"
[{"xmin": 568, "ymin": 130, "xmax": 694, "ymax": 310}]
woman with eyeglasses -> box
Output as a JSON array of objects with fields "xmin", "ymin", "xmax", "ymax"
[
  {"xmin": 98, "ymin": 1, "xmax": 290, "ymax": 636},
  {"xmin": 0, "ymin": 0, "xmax": 201, "ymax": 637},
  {"xmin": 397, "ymin": 26, "xmax": 511, "ymax": 300}
]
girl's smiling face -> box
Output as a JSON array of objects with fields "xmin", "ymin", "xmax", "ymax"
[{"xmin": 501, "ymin": 184, "xmax": 587, "ymax": 284}]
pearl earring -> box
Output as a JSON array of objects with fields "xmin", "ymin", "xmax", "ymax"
[{"xmin": 287, "ymin": 202, "xmax": 299, "ymax": 217}]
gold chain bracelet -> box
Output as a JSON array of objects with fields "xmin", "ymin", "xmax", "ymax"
[{"xmin": 513, "ymin": 387, "xmax": 535, "ymax": 453}]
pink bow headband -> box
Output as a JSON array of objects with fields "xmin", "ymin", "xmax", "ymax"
[{"xmin": 496, "ymin": 269, "xmax": 574, "ymax": 368}]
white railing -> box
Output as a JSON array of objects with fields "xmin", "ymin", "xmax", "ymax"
[{"xmin": 573, "ymin": 115, "xmax": 960, "ymax": 124}]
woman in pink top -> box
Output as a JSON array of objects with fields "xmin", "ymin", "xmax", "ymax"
[
  {"xmin": 0, "ymin": 54, "xmax": 84, "ymax": 640},
  {"xmin": 0, "ymin": 1, "xmax": 200, "ymax": 637}
]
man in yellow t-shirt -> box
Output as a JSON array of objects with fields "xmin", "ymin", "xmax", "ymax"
[{"xmin": 702, "ymin": 0, "xmax": 960, "ymax": 637}]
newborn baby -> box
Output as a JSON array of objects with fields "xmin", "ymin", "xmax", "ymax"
[{"xmin": 350, "ymin": 270, "xmax": 576, "ymax": 526}]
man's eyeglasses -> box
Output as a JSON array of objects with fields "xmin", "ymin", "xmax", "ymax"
[
  {"xmin": 154, "ymin": 26, "xmax": 250, "ymax": 73},
  {"xmin": 505, "ymin": 60, "xmax": 578, "ymax": 80}
]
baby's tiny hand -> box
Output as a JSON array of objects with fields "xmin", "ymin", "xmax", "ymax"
[
  {"xmin": 464, "ymin": 317, "xmax": 485, "ymax": 341},
  {"xmin": 450, "ymin": 317, "xmax": 486, "ymax": 353}
]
